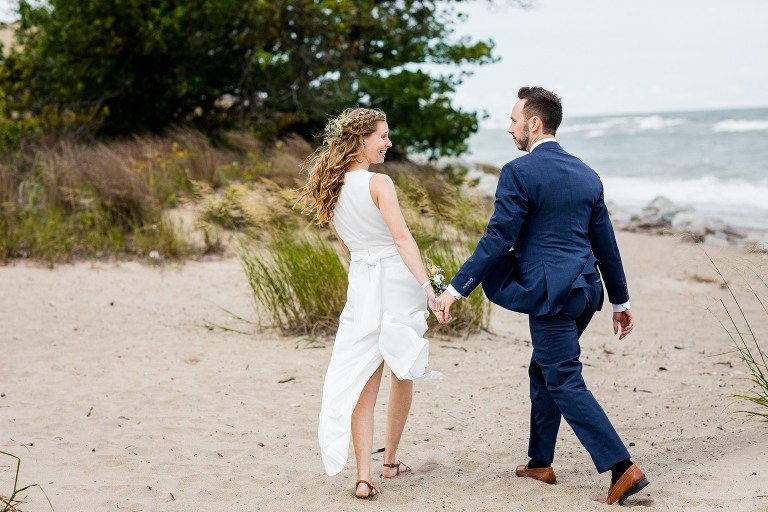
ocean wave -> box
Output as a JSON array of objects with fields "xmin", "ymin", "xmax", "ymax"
[
  {"xmin": 634, "ymin": 115, "xmax": 686, "ymax": 130},
  {"xmin": 559, "ymin": 115, "xmax": 686, "ymax": 137},
  {"xmin": 602, "ymin": 175, "xmax": 767, "ymax": 207},
  {"xmin": 558, "ymin": 118, "xmax": 625, "ymax": 137},
  {"xmin": 713, "ymin": 119, "xmax": 768, "ymax": 132},
  {"xmin": 601, "ymin": 175, "xmax": 768, "ymax": 229}
]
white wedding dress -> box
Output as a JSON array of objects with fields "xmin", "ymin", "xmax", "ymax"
[{"xmin": 318, "ymin": 169, "xmax": 440, "ymax": 476}]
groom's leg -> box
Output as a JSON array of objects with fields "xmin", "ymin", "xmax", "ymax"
[
  {"xmin": 527, "ymin": 356, "xmax": 561, "ymax": 464},
  {"xmin": 529, "ymin": 288, "xmax": 630, "ymax": 473}
]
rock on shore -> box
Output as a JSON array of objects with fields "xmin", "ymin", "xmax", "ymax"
[{"xmin": 609, "ymin": 195, "xmax": 767, "ymax": 252}]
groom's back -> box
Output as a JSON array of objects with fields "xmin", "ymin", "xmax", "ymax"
[{"xmin": 510, "ymin": 143, "xmax": 602, "ymax": 265}]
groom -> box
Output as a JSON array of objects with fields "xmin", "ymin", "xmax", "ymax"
[{"xmin": 435, "ymin": 86, "xmax": 649, "ymax": 505}]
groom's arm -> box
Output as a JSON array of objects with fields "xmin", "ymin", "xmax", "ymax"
[
  {"xmin": 448, "ymin": 163, "xmax": 529, "ymax": 298},
  {"xmin": 588, "ymin": 186, "xmax": 630, "ymax": 306}
]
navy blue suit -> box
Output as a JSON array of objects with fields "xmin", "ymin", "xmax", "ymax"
[{"xmin": 451, "ymin": 141, "xmax": 630, "ymax": 472}]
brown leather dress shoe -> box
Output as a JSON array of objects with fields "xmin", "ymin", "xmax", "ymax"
[
  {"xmin": 604, "ymin": 464, "xmax": 649, "ymax": 505},
  {"xmin": 515, "ymin": 463, "xmax": 557, "ymax": 484}
]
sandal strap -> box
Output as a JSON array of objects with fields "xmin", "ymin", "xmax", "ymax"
[
  {"xmin": 382, "ymin": 460, "xmax": 412, "ymax": 477},
  {"xmin": 355, "ymin": 480, "xmax": 380, "ymax": 499}
]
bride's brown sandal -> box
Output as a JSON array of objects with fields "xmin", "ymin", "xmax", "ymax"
[
  {"xmin": 381, "ymin": 460, "xmax": 412, "ymax": 478},
  {"xmin": 354, "ymin": 480, "xmax": 381, "ymax": 500}
]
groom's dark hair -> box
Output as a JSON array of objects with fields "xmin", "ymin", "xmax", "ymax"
[{"xmin": 518, "ymin": 86, "xmax": 563, "ymax": 135}]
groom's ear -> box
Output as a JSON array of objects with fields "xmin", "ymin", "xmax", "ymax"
[{"xmin": 528, "ymin": 115, "xmax": 540, "ymax": 131}]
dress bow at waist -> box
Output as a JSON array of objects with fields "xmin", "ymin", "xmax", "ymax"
[
  {"xmin": 350, "ymin": 245, "xmax": 399, "ymax": 266},
  {"xmin": 349, "ymin": 245, "xmax": 400, "ymax": 340}
]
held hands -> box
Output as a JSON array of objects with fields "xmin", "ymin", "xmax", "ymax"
[
  {"xmin": 428, "ymin": 292, "xmax": 452, "ymax": 324},
  {"xmin": 433, "ymin": 291, "xmax": 457, "ymax": 325},
  {"xmin": 424, "ymin": 276, "xmax": 453, "ymax": 324},
  {"xmin": 613, "ymin": 309, "xmax": 634, "ymax": 340}
]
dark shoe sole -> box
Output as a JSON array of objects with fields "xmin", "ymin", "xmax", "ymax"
[{"xmin": 617, "ymin": 477, "xmax": 650, "ymax": 505}]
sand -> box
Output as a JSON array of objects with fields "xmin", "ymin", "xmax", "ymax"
[{"xmin": 1, "ymin": 231, "xmax": 767, "ymax": 511}]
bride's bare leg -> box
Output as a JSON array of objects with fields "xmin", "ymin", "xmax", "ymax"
[
  {"xmin": 382, "ymin": 371, "xmax": 413, "ymax": 478},
  {"xmin": 352, "ymin": 363, "xmax": 384, "ymax": 498}
]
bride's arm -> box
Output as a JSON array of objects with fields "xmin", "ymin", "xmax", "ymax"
[{"xmin": 370, "ymin": 173, "xmax": 434, "ymax": 303}]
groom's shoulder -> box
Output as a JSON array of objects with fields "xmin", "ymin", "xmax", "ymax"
[{"xmin": 501, "ymin": 150, "xmax": 543, "ymax": 174}]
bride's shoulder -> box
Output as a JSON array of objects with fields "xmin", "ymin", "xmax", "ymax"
[
  {"xmin": 369, "ymin": 171, "xmax": 392, "ymax": 181},
  {"xmin": 369, "ymin": 172, "xmax": 394, "ymax": 188}
]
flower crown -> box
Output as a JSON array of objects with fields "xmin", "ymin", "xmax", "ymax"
[{"xmin": 322, "ymin": 108, "xmax": 384, "ymax": 145}]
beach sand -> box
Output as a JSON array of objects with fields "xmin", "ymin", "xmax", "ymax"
[{"xmin": 1, "ymin": 231, "xmax": 767, "ymax": 511}]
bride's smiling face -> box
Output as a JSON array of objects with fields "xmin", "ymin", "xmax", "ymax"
[{"xmin": 361, "ymin": 121, "xmax": 392, "ymax": 165}]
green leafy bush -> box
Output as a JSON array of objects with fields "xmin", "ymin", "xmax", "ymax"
[{"xmin": 1, "ymin": 0, "xmax": 496, "ymax": 157}]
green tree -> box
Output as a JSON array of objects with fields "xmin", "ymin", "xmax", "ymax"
[
  {"xmin": 2, "ymin": 0, "xmax": 248, "ymax": 136},
  {"xmin": 0, "ymin": 1, "xmax": 515, "ymax": 157}
]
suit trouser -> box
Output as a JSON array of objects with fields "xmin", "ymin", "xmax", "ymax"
[{"xmin": 527, "ymin": 276, "xmax": 630, "ymax": 473}]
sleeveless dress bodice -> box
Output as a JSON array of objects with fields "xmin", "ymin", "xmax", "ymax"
[
  {"xmin": 332, "ymin": 169, "xmax": 393, "ymax": 254},
  {"xmin": 317, "ymin": 169, "xmax": 439, "ymax": 476}
]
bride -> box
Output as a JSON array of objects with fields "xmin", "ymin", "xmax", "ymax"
[{"xmin": 298, "ymin": 107, "xmax": 442, "ymax": 499}]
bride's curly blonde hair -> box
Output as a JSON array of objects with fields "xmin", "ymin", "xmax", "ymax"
[{"xmin": 298, "ymin": 107, "xmax": 387, "ymax": 225}]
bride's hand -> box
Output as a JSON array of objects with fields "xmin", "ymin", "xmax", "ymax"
[{"xmin": 428, "ymin": 294, "xmax": 438, "ymax": 316}]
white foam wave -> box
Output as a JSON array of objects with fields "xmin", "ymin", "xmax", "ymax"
[
  {"xmin": 713, "ymin": 119, "xmax": 768, "ymax": 132},
  {"xmin": 634, "ymin": 115, "xmax": 686, "ymax": 130},
  {"xmin": 559, "ymin": 119, "xmax": 625, "ymax": 137},
  {"xmin": 602, "ymin": 175, "xmax": 768, "ymax": 229},
  {"xmin": 560, "ymin": 115, "xmax": 685, "ymax": 137},
  {"xmin": 603, "ymin": 175, "xmax": 767, "ymax": 207}
]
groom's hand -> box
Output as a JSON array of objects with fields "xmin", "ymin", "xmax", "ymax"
[
  {"xmin": 435, "ymin": 291, "xmax": 457, "ymax": 324},
  {"xmin": 613, "ymin": 309, "xmax": 634, "ymax": 340}
]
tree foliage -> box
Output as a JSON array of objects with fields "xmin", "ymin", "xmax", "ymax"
[{"xmin": 0, "ymin": 1, "xmax": 506, "ymax": 157}]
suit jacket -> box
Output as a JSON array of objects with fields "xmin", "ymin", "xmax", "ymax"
[{"xmin": 451, "ymin": 141, "xmax": 629, "ymax": 317}]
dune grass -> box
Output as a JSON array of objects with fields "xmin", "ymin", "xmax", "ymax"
[
  {"xmin": 0, "ymin": 451, "xmax": 54, "ymax": 512},
  {"xmin": 0, "ymin": 130, "xmax": 312, "ymax": 264},
  {"xmin": 1, "ymin": 135, "xmax": 207, "ymax": 262},
  {"xmin": 707, "ymin": 255, "xmax": 768, "ymax": 420},
  {"xmin": 240, "ymin": 227, "xmax": 348, "ymax": 337}
]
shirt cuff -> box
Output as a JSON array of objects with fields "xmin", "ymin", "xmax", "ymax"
[
  {"xmin": 446, "ymin": 284, "xmax": 464, "ymax": 300},
  {"xmin": 612, "ymin": 301, "xmax": 631, "ymax": 313}
]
